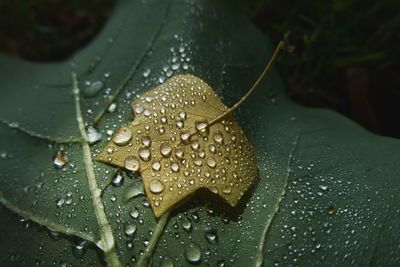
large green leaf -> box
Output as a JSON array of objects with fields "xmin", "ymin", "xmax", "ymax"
[{"xmin": 1, "ymin": 0, "xmax": 399, "ymax": 266}]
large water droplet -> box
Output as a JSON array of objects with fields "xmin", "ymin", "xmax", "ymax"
[
  {"xmin": 185, "ymin": 242, "xmax": 202, "ymax": 264},
  {"xmin": 138, "ymin": 147, "xmax": 151, "ymax": 161},
  {"xmin": 113, "ymin": 127, "xmax": 132, "ymax": 146},
  {"xmin": 149, "ymin": 180, "xmax": 165, "ymax": 194},
  {"xmin": 160, "ymin": 143, "xmax": 172, "ymax": 157},
  {"xmin": 125, "ymin": 224, "xmax": 137, "ymax": 237},
  {"xmin": 124, "ymin": 156, "xmax": 140, "ymax": 171},
  {"xmin": 180, "ymin": 132, "xmax": 190, "ymax": 144}
]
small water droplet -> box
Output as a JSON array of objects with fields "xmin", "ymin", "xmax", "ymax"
[
  {"xmin": 113, "ymin": 127, "xmax": 133, "ymax": 146},
  {"xmin": 181, "ymin": 218, "xmax": 192, "ymax": 232},
  {"xmin": 222, "ymin": 186, "xmax": 231, "ymax": 194},
  {"xmin": 170, "ymin": 162, "xmax": 180, "ymax": 172},
  {"xmin": 129, "ymin": 208, "xmax": 140, "ymax": 219},
  {"xmin": 142, "ymin": 136, "xmax": 152, "ymax": 147},
  {"xmin": 149, "ymin": 180, "xmax": 165, "ymax": 194},
  {"xmin": 213, "ymin": 132, "xmax": 224, "ymax": 144},
  {"xmin": 84, "ymin": 81, "xmax": 103, "ymax": 97},
  {"xmin": 178, "ymin": 111, "xmax": 187, "ymax": 120},
  {"xmin": 195, "ymin": 120, "xmax": 208, "ymax": 133},
  {"xmin": 86, "ymin": 126, "xmax": 102, "ymax": 144},
  {"xmin": 138, "ymin": 147, "xmax": 151, "ymax": 161},
  {"xmin": 53, "ymin": 149, "xmax": 67, "ymax": 169},
  {"xmin": 124, "ymin": 156, "xmax": 140, "ymax": 171},
  {"xmin": 142, "ymin": 68, "xmax": 151, "ymax": 78},
  {"xmin": 326, "ymin": 206, "xmax": 337, "ymax": 215},
  {"xmin": 134, "ymin": 105, "xmax": 144, "ymax": 114},
  {"xmin": 185, "ymin": 242, "xmax": 202, "ymax": 264},
  {"xmin": 180, "ymin": 132, "xmax": 190, "ymax": 144},
  {"xmin": 205, "ymin": 229, "xmax": 219, "ymax": 244},
  {"xmin": 160, "ymin": 143, "xmax": 172, "ymax": 157},
  {"xmin": 107, "ymin": 102, "xmax": 117, "ymax": 113},
  {"xmin": 111, "ymin": 172, "xmax": 124, "ymax": 187},
  {"xmin": 175, "ymin": 149, "xmax": 184, "ymax": 159},
  {"xmin": 206, "ymin": 158, "xmax": 216, "ymax": 168},
  {"xmin": 152, "ymin": 162, "xmax": 161, "ymax": 172}
]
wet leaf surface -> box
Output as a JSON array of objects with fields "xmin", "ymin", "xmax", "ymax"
[{"xmin": 0, "ymin": 0, "xmax": 399, "ymax": 266}]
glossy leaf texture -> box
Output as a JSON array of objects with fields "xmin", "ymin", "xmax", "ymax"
[{"xmin": 0, "ymin": 0, "xmax": 399, "ymax": 266}]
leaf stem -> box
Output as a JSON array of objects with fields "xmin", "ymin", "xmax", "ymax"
[
  {"xmin": 72, "ymin": 72, "xmax": 122, "ymax": 267},
  {"xmin": 136, "ymin": 211, "xmax": 171, "ymax": 267},
  {"xmin": 209, "ymin": 41, "xmax": 285, "ymax": 127}
]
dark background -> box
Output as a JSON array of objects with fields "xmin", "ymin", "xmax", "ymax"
[{"xmin": 1, "ymin": 0, "xmax": 399, "ymax": 137}]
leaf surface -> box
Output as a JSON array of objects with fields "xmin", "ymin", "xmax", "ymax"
[{"xmin": 0, "ymin": 0, "xmax": 399, "ymax": 266}]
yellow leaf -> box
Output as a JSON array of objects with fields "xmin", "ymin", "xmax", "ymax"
[{"xmin": 96, "ymin": 42, "xmax": 284, "ymax": 217}]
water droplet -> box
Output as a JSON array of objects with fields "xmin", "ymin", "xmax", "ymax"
[
  {"xmin": 138, "ymin": 147, "xmax": 151, "ymax": 161},
  {"xmin": 206, "ymin": 158, "xmax": 216, "ymax": 168},
  {"xmin": 124, "ymin": 182, "xmax": 144, "ymax": 201},
  {"xmin": 171, "ymin": 162, "xmax": 180, "ymax": 172},
  {"xmin": 84, "ymin": 81, "xmax": 103, "ymax": 97},
  {"xmin": 181, "ymin": 218, "xmax": 192, "ymax": 232},
  {"xmin": 195, "ymin": 120, "xmax": 208, "ymax": 133},
  {"xmin": 180, "ymin": 132, "xmax": 190, "ymax": 144},
  {"xmin": 142, "ymin": 136, "xmax": 152, "ymax": 147},
  {"xmin": 161, "ymin": 258, "xmax": 174, "ymax": 267},
  {"xmin": 124, "ymin": 156, "xmax": 140, "ymax": 171},
  {"xmin": 149, "ymin": 180, "xmax": 165, "ymax": 194},
  {"xmin": 53, "ymin": 150, "xmax": 67, "ymax": 169},
  {"xmin": 129, "ymin": 208, "xmax": 140, "ymax": 219},
  {"xmin": 205, "ymin": 229, "xmax": 219, "ymax": 244},
  {"xmin": 56, "ymin": 197, "xmax": 65, "ymax": 208},
  {"xmin": 125, "ymin": 224, "xmax": 137, "ymax": 237},
  {"xmin": 152, "ymin": 162, "xmax": 161, "ymax": 172},
  {"xmin": 326, "ymin": 206, "xmax": 337, "ymax": 215},
  {"xmin": 113, "ymin": 127, "xmax": 132, "ymax": 146},
  {"xmin": 111, "ymin": 172, "xmax": 124, "ymax": 187},
  {"xmin": 0, "ymin": 151, "xmax": 7, "ymax": 159},
  {"xmin": 86, "ymin": 126, "xmax": 102, "ymax": 144},
  {"xmin": 190, "ymin": 139, "xmax": 200, "ymax": 150},
  {"xmin": 208, "ymin": 144, "xmax": 216, "ymax": 153},
  {"xmin": 213, "ymin": 132, "xmax": 224, "ymax": 144},
  {"xmin": 319, "ymin": 185, "xmax": 328, "ymax": 191},
  {"xmin": 72, "ymin": 240, "xmax": 90, "ymax": 258},
  {"xmin": 160, "ymin": 143, "xmax": 172, "ymax": 157},
  {"xmin": 185, "ymin": 242, "xmax": 202, "ymax": 264},
  {"xmin": 143, "ymin": 68, "xmax": 151, "ymax": 78},
  {"xmin": 178, "ymin": 111, "xmax": 187, "ymax": 120},
  {"xmin": 175, "ymin": 149, "xmax": 184, "ymax": 159},
  {"xmin": 134, "ymin": 105, "xmax": 144, "ymax": 114},
  {"xmin": 107, "ymin": 102, "xmax": 117, "ymax": 113},
  {"xmin": 222, "ymin": 186, "xmax": 231, "ymax": 194}
]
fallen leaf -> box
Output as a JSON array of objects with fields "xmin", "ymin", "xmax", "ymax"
[{"xmin": 97, "ymin": 74, "xmax": 258, "ymax": 217}]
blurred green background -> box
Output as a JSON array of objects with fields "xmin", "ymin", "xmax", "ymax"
[{"xmin": 0, "ymin": 0, "xmax": 399, "ymax": 137}]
